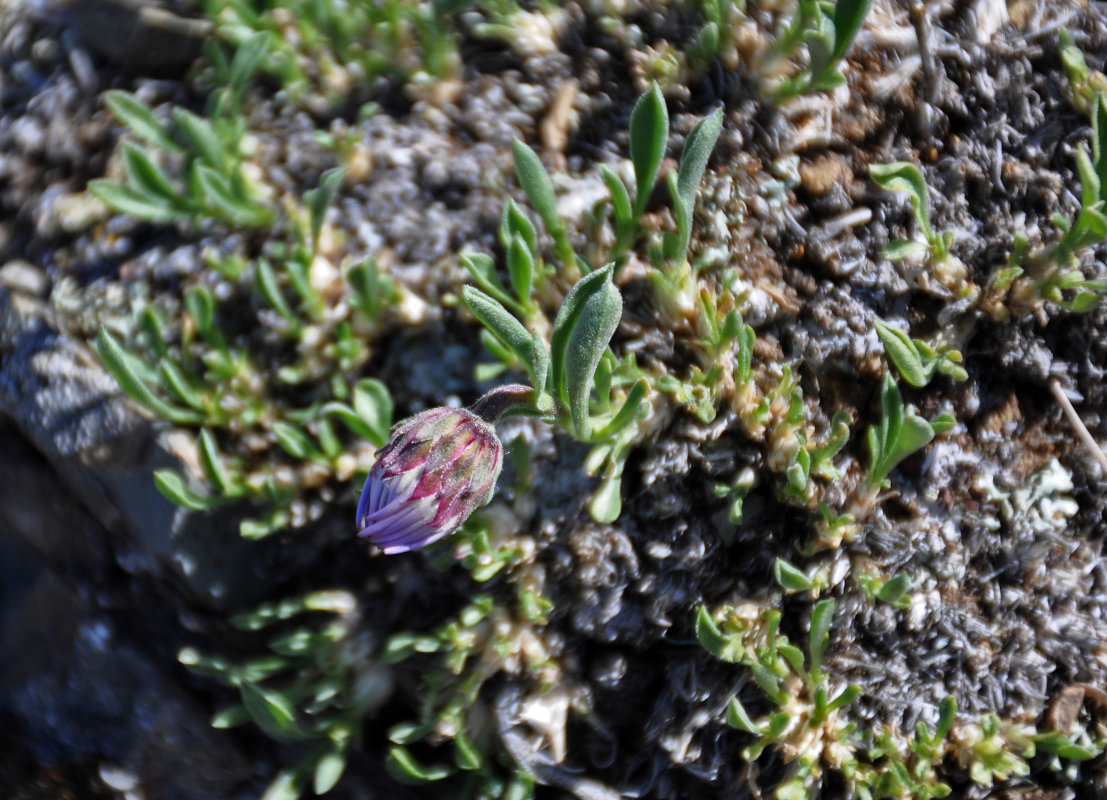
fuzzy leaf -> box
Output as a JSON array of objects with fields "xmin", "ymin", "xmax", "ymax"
[
  {"xmin": 883, "ymin": 239, "xmax": 927, "ymax": 261},
  {"xmin": 629, "ymin": 83, "xmax": 669, "ymax": 218},
  {"xmin": 874, "ymin": 318, "xmax": 929, "ymax": 387},
  {"xmin": 507, "ymin": 233, "xmax": 534, "ymax": 305},
  {"xmin": 561, "ymin": 267, "xmax": 622, "ymax": 439},
  {"xmin": 461, "ymin": 253, "xmax": 522, "ymax": 316},
  {"xmin": 671, "ymin": 108, "xmax": 723, "ymax": 258},
  {"xmin": 869, "ymin": 162, "xmax": 933, "ymax": 242},
  {"xmin": 462, "ymin": 286, "xmax": 547, "ymax": 389}
]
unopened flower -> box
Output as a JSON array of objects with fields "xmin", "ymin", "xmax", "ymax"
[{"xmin": 356, "ymin": 385, "xmax": 532, "ymax": 554}]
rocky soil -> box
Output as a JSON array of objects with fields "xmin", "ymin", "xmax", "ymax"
[{"xmin": 2, "ymin": 0, "xmax": 1107, "ymax": 798}]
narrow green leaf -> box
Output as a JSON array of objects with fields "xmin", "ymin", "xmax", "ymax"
[
  {"xmin": 461, "ymin": 253, "xmax": 523, "ymax": 317},
  {"xmin": 828, "ymin": 683, "xmax": 861, "ymax": 711},
  {"xmin": 195, "ymin": 163, "xmax": 271, "ymax": 226},
  {"xmin": 883, "ymin": 239, "xmax": 927, "ymax": 261},
  {"xmin": 589, "ymin": 461, "xmax": 624, "ymax": 523},
  {"xmin": 385, "ymin": 745, "xmax": 452, "ymax": 784},
  {"xmin": 511, "ymin": 138, "xmax": 560, "ymax": 238},
  {"xmin": 154, "ymin": 469, "xmax": 220, "ymax": 510},
  {"xmin": 629, "ymin": 83, "xmax": 669, "ymax": 218},
  {"xmin": 564, "ymin": 268, "xmax": 622, "ymax": 440},
  {"xmin": 462, "ymin": 286, "xmax": 545, "ymax": 388},
  {"xmin": 273, "ymin": 422, "xmax": 322, "ymax": 460},
  {"xmin": 352, "ymin": 378, "xmax": 393, "ymax": 447},
  {"xmin": 453, "ymin": 729, "xmax": 483, "ymax": 770},
  {"xmin": 198, "ymin": 429, "xmax": 230, "ymax": 492},
  {"xmin": 103, "ymin": 90, "xmax": 182, "ymax": 154},
  {"xmin": 185, "ymin": 285, "xmax": 218, "ymax": 343},
  {"xmin": 591, "ymin": 378, "xmax": 649, "ymax": 441},
  {"xmin": 874, "ymin": 572, "xmax": 910, "ymax": 605},
  {"xmin": 255, "ymin": 258, "xmax": 301, "ymax": 332},
  {"xmin": 869, "ymin": 162, "xmax": 933, "ymax": 242},
  {"xmin": 1094, "ymin": 95, "xmax": 1107, "ymax": 197},
  {"xmin": 211, "ymin": 704, "xmax": 250, "ymax": 729},
  {"xmin": 507, "ymin": 233, "xmax": 534, "ymax": 305},
  {"xmin": 1076, "ymin": 146, "xmax": 1100, "ymax": 211},
  {"xmin": 500, "ymin": 197, "xmax": 538, "ymax": 255},
  {"xmin": 260, "ymin": 769, "xmax": 304, "ymax": 800},
  {"xmin": 677, "ymin": 108, "xmax": 723, "ymax": 215},
  {"xmin": 304, "ymin": 166, "xmax": 346, "ymax": 248},
  {"xmin": 94, "ymin": 329, "xmax": 204, "ymax": 424},
  {"xmin": 240, "ymin": 681, "xmax": 300, "ymax": 741},
  {"xmin": 229, "ymin": 31, "xmax": 268, "ymax": 93},
  {"xmin": 157, "ymin": 359, "xmax": 205, "ymax": 410},
  {"xmin": 726, "ymin": 696, "xmax": 763, "ymax": 734},
  {"xmin": 88, "ymin": 179, "xmax": 183, "ymax": 224},
  {"xmin": 694, "ymin": 606, "xmax": 728, "ymax": 659},
  {"xmin": 173, "ymin": 108, "xmax": 225, "ymax": 171},
  {"xmin": 601, "ymin": 165, "xmax": 633, "ymax": 227},
  {"xmin": 121, "ymin": 143, "xmax": 185, "ymax": 204},
  {"xmin": 809, "ymin": 597, "xmax": 836, "ymax": 677}
]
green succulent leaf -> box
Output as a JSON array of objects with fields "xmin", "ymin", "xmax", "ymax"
[
  {"xmin": 629, "ymin": 83, "xmax": 669, "ymax": 219},
  {"xmin": 240, "ymin": 681, "xmax": 301, "ymax": 741},
  {"xmin": 550, "ymin": 266, "xmax": 622, "ymax": 439},
  {"xmin": 874, "ymin": 317, "xmax": 929, "ymax": 387}
]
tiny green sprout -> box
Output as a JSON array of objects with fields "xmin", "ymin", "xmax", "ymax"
[
  {"xmin": 874, "ymin": 317, "xmax": 968, "ymax": 387},
  {"xmin": 866, "ymin": 374, "xmax": 949, "ymax": 489},
  {"xmin": 858, "ymin": 572, "xmax": 912, "ymax": 610},
  {"xmin": 770, "ymin": 0, "xmax": 874, "ymax": 100},
  {"xmin": 869, "ymin": 162, "xmax": 960, "ymax": 281}
]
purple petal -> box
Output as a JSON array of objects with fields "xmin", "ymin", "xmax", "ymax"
[{"xmin": 379, "ymin": 524, "xmax": 454, "ymax": 555}]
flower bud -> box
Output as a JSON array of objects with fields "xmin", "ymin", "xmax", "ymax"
[{"xmin": 356, "ymin": 385, "xmax": 532, "ymax": 554}]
